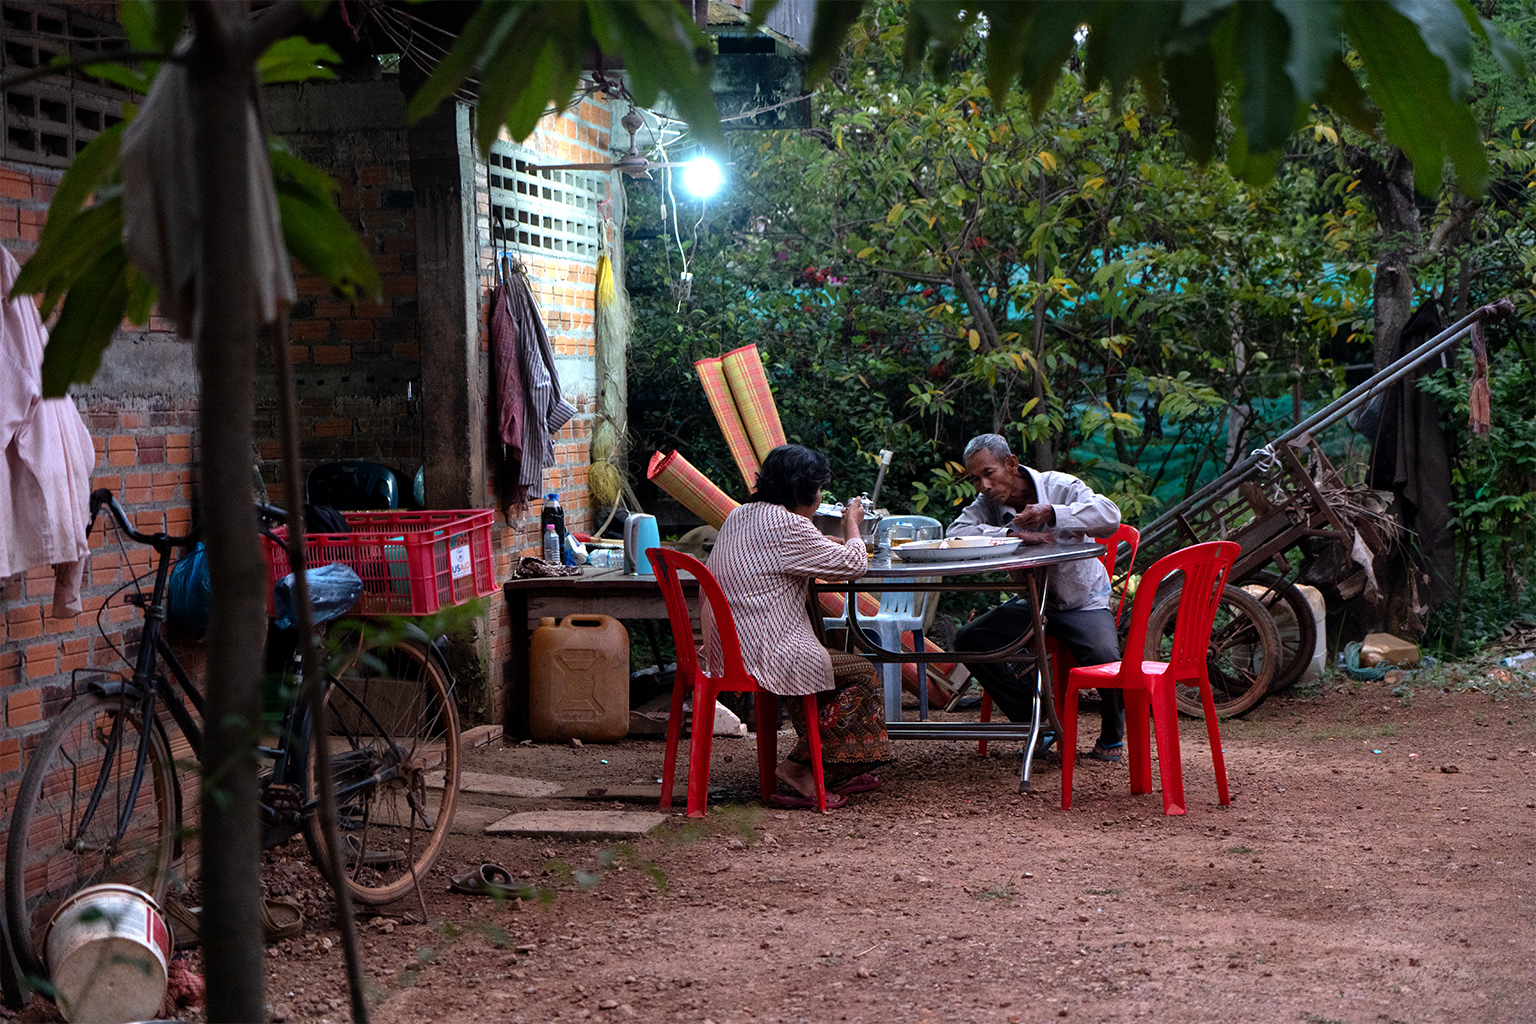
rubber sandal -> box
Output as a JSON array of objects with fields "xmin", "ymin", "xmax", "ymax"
[
  {"xmin": 261, "ymin": 896, "xmax": 305, "ymax": 941},
  {"xmin": 448, "ymin": 862, "xmax": 529, "ymax": 899},
  {"xmin": 831, "ymin": 774, "xmax": 882, "ymax": 796},
  {"xmin": 766, "ymin": 791, "xmax": 847, "ymax": 811},
  {"xmin": 1087, "ymin": 742, "xmax": 1124, "ymax": 764}
]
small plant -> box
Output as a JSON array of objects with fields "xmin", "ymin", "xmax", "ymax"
[
  {"xmin": 1224, "ymin": 845, "xmax": 1254, "ymax": 855},
  {"xmin": 972, "ymin": 879, "xmax": 1015, "ymax": 901}
]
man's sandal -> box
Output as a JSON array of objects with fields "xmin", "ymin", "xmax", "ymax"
[{"xmin": 1087, "ymin": 741, "xmax": 1124, "ymax": 764}]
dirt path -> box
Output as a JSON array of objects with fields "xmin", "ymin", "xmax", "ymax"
[{"xmin": 18, "ymin": 679, "xmax": 1534, "ymax": 1024}]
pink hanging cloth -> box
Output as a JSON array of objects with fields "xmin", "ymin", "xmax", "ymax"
[{"xmin": 0, "ymin": 246, "xmax": 96, "ymax": 617}]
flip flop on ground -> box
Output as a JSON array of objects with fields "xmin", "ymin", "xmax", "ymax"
[
  {"xmin": 448, "ymin": 862, "xmax": 530, "ymax": 899},
  {"xmin": 766, "ymin": 790, "xmax": 847, "ymax": 810},
  {"xmin": 1087, "ymin": 741, "xmax": 1124, "ymax": 763}
]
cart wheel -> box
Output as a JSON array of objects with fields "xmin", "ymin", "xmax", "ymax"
[
  {"xmin": 1146, "ymin": 584, "xmax": 1280, "ymax": 719},
  {"xmin": 1241, "ymin": 571, "xmax": 1319, "ymax": 693}
]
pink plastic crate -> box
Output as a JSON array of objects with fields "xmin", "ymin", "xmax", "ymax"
[{"xmin": 265, "ymin": 509, "xmax": 496, "ymax": 617}]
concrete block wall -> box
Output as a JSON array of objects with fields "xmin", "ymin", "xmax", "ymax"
[{"xmin": 0, "ymin": 159, "xmax": 204, "ymax": 820}]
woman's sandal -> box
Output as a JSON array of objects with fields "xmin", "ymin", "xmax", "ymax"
[
  {"xmin": 1087, "ymin": 741, "xmax": 1124, "ymax": 764},
  {"xmin": 165, "ymin": 895, "xmax": 304, "ymax": 947},
  {"xmin": 831, "ymin": 773, "xmax": 882, "ymax": 796},
  {"xmin": 766, "ymin": 791, "xmax": 848, "ymax": 810}
]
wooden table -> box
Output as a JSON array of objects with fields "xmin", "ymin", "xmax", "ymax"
[
  {"xmin": 502, "ymin": 568, "xmax": 697, "ymax": 737},
  {"xmin": 813, "ymin": 540, "xmax": 1104, "ymax": 792}
]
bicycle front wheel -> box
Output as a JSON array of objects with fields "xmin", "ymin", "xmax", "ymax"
[
  {"xmin": 5, "ymin": 693, "xmax": 178, "ymax": 975},
  {"xmin": 303, "ymin": 633, "xmax": 460, "ymax": 905}
]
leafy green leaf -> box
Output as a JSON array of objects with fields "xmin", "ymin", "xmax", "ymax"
[
  {"xmin": 1344, "ymin": 0, "xmax": 1486, "ymax": 196},
  {"xmin": 80, "ymin": 61, "xmax": 153, "ymax": 94},
  {"xmin": 258, "ymin": 37, "xmax": 340, "ymax": 85},
  {"xmin": 806, "ymin": 0, "xmax": 867, "ymax": 85},
  {"xmin": 40, "ymin": 245, "xmax": 131, "ymax": 397},
  {"xmin": 121, "ymin": 0, "xmax": 186, "ymax": 53},
  {"xmin": 34, "ymin": 122, "xmax": 124, "ymax": 253},
  {"xmin": 1237, "ymin": 1, "xmax": 1298, "ymax": 152},
  {"xmin": 1274, "ymin": 0, "xmax": 1340, "ymax": 102},
  {"xmin": 406, "ymin": 1, "xmax": 527, "ymax": 125},
  {"xmin": 275, "ymin": 190, "xmax": 381, "ymax": 301},
  {"xmin": 15, "ymin": 198, "xmax": 125, "ymax": 317}
]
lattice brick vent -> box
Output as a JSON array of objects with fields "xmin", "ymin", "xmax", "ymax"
[{"xmin": 487, "ymin": 141, "xmax": 605, "ymax": 265}]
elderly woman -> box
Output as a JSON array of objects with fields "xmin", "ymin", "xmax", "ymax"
[{"xmin": 703, "ymin": 444, "xmax": 891, "ymax": 809}]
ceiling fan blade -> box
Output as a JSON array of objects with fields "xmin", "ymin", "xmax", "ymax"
[{"xmin": 529, "ymin": 162, "xmax": 616, "ymax": 172}]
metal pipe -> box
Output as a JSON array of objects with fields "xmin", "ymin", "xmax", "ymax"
[{"xmin": 1140, "ymin": 297, "xmax": 1515, "ymax": 545}]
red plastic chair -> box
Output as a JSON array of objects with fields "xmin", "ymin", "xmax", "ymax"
[
  {"xmin": 1060, "ymin": 540, "xmax": 1239, "ymax": 815},
  {"xmin": 978, "ymin": 524, "xmax": 1140, "ymax": 755},
  {"xmin": 649, "ymin": 548, "xmax": 829, "ymax": 817}
]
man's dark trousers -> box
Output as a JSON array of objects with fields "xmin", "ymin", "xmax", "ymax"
[{"xmin": 954, "ymin": 601, "xmax": 1125, "ymax": 746}]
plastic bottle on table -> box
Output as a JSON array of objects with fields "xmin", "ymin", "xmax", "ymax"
[
  {"xmin": 542, "ymin": 524, "xmax": 560, "ymax": 564},
  {"xmin": 541, "ymin": 492, "xmax": 570, "ymax": 562}
]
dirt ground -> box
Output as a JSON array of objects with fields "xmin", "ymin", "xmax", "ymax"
[{"xmin": 10, "ymin": 675, "xmax": 1536, "ymax": 1024}]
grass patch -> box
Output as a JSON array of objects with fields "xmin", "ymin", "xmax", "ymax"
[
  {"xmin": 972, "ymin": 879, "xmax": 1015, "ymax": 901},
  {"xmin": 1085, "ymin": 887, "xmax": 1122, "ymax": 896},
  {"xmin": 1223, "ymin": 845, "xmax": 1253, "ymax": 855}
]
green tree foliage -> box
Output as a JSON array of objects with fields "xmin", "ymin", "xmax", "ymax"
[
  {"xmin": 627, "ymin": 9, "xmax": 1373, "ymax": 520},
  {"xmin": 777, "ymin": 0, "xmax": 1524, "ymax": 197}
]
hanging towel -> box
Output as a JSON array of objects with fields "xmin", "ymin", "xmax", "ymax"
[
  {"xmin": 490, "ymin": 278, "xmax": 525, "ymax": 481},
  {"xmin": 0, "ymin": 248, "xmax": 96, "ymax": 617},
  {"xmin": 120, "ymin": 58, "xmax": 295, "ymax": 337},
  {"xmin": 501, "ymin": 271, "xmax": 574, "ymax": 509}
]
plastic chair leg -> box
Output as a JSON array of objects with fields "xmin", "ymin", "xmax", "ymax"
[
  {"xmin": 1059, "ymin": 684, "xmax": 1081, "ymax": 810},
  {"xmin": 659, "ymin": 671, "xmax": 690, "ymax": 810},
  {"xmin": 800, "ymin": 695, "xmax": 828, "ymax": 812},
  {"xmin": 978, "ymin": 692, "xmax": 992, "ymax": 756},
  {"xmin": 913, "ymin": 628, "xmax": 927, "ymax": 720},
  {"xmin": 1150, "ymin": 683, "xmax": 1186, "ymax": 815},
  {"xmin": 1197, "ymin": 672, "xmax": 1231, "ymax": 805},
  {"xmin": 685, "ymin": 683, "xmax": 718, "ymax": 818},
  {"xmin": 754, "ymin": 693, "xmax": 779, "ymax": 801},
  {"xmin": 1124, "ymin": 688, "xmax": 1153, "ymax": 796}
]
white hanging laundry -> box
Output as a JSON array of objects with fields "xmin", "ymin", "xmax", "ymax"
[{"xmin": 0, "ymin": 247, "xmax": 96, "ymax": 617}]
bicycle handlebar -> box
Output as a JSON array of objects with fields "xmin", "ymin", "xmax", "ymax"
[{"xmin": 89, "ymin": 488, "xmax": 288, "ymax": 549}]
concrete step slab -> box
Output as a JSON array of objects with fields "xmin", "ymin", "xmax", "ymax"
[
  {"xmin": 551, "ymin": 784, "xmax": 687, "ymax": 803},
  {"xmin": 484, "ymin": 810, "xmax": 667, "ymax": 839},
  {"xmin": 426, "ymin": 770, "xmax": 562, "ymax": 798}
]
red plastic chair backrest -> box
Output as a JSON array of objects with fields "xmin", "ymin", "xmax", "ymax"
[
  {"xmin": 1118, "ymin": 541, "xmax": 1239, "ymax": 688},
  {"xmin": 648, "ymin": 547, "xmax": 752, "ymax": 686},
  {"xmin": 1096, "ymin": 523, "xmax": 1141, "ymax": 626}
]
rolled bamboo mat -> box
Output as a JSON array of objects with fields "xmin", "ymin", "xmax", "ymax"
[
  {"xmin": 721, "ymin": 344, "xmax": 787, "ymax": 460},
  {"xmin": 647, "ymin": 450, "xmax": 740, "ymax": 530},
  {"xmin": 694, "ymin": 355, "xmax": 760, "ymax": 490}
]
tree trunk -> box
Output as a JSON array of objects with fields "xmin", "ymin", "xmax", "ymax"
[
  {"xmin": 1347, "ymin": 146, "xmax": 1422, "ymax": 371},
  {"xmin": 189, "ymin": 4, "xmax": 268, "ymax": 1020}
]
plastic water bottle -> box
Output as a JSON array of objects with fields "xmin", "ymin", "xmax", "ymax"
[
  {"xmin": 542, "ymin": 524, "xmax": 560, "ymax": 564},
  {"xmin": 541, "ymin": 492, "xmax": 570, "ymax": 563}
]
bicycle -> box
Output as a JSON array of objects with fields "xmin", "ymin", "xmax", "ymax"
[{"xmin": 4, "ymin": 489, "xmax": 462, "ymax": 976}]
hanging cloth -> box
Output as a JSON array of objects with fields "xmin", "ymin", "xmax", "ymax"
[
  {"xmin": 495, "ymin": 270, "xmax": 574, "ymax": 510},
  {"xmin": 0, "ymin": 247, "xmax": 96, "ymax": 616},
  {"xmin": 490, "ymin": 276, "xmax": 526, "ymax": 507},
  {"xmin": 120, "ymin": 58, "xmax": 295, "ymax": 337}
]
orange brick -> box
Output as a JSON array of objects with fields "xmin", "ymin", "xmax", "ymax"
[
  {"xmin": 7, "ymin": 687, "xmax": 41, "ymax": 726},
  {"xmin": 338, "ymin": 320, "xmax": 373, "ymax": 340},
  {"xmin": 313, "ymin": 345, "xmax": 351, "ymax": 364},
  {"xmin": 107, "ymin": 435, "xmax": 136, "ymax": 467}
]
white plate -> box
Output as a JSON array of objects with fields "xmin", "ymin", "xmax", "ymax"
[{"xmin": 893, "ymin": 537, "xmax": 1023, "ymax": 562}]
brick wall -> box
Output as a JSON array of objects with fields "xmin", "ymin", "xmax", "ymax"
[
  {"xmin": 477, "ymin": 98, "xmax": 614, "ymax": 727},
  {"xmin": 257, "ymin": 83, "xmax": 422, "ymax": 507},
  {"xmin": 0, "ymin": 158, "xmax": 203, "ymax": 820}
]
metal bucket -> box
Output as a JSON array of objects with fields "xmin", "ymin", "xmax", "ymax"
[{"xmin": 45, "ymin": 884, "xmax": 170, "ymax": 1024}]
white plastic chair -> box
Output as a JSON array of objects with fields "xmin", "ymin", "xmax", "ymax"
[{"xmin": 823, "ymin": 514, "xmax": 942, "ymax": 723}]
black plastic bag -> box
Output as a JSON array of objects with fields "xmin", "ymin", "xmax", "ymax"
[{"xmin": 272, "ymin": 562, "xmax": 364, "ymax": 631}]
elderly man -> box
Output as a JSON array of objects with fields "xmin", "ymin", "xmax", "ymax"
[{"xmin": 948, "ymin": 433, "xmax": 1126, "ymax": 762}]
